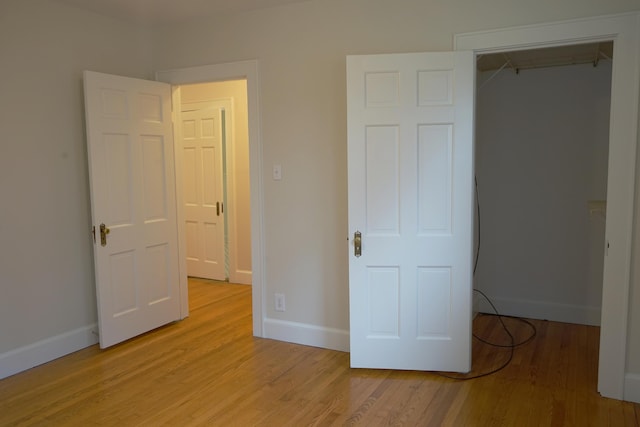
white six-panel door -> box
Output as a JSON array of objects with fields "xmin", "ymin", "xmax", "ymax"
[
  {"xmin": 180, "ymin": 102, "xmax": 227, "ymax": 281},
  {"xmin": 84, "ymin": 71, "xmax": 181, "ymax": 348},
  {"xmin": 347, "ymin": 52, "xmax": 474, "ymax": 372}
]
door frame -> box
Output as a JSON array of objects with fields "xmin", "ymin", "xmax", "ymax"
[
  {"xmin": 455, "ymin": 12, "xmax": 640, "ymax": 400},
  {"xmin": 156, "ymin": 60, "xmax": 265, "ymax": 337}
]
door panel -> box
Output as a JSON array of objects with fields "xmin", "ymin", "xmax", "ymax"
[
  {"xmin": 180, "ymin": 103, "xmax": 226, "ymax": 280},
  {"xmin": 84, "ymin": 71, "xmax": 181, "ymax": 348},
  {"xmin": 418, "ymin": 124, "xmax": 453, "ymax": 233},
  {"xmin": 365, "ymin": 125, "xmax": 399, "ymax": 234},
  {"xmin": 347, "ymin": 52, "xmax": 474, "ymax": 372}
]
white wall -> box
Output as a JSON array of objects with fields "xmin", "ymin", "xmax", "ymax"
[
  {"xmin": 151, "ymin": 0, "xmax": 638, "ymax": 345},
  {"xmin": 474, "ymin": 62, "xmax": 611, "ymax": 325},
  {"xmin": 0, "ymin": 0, "xmax": 153, "ymax": 375},
  {"xmin": 180, "ymin": 81, "xmax": 252, "ymax": 283}
]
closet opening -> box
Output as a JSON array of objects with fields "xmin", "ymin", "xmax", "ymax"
[{"xmin": 473, "ymin": 42, "xmax": 613, "ymax": 327}]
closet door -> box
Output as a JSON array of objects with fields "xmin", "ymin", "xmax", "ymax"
[{"xmin": 347, "ymin": 52, "xmax": 475, "ymax": 371}]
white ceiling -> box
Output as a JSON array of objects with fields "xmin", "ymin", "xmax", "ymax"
[{"xmin": 54, "ymin": 0, "xmax": 311, "ymax": 25}]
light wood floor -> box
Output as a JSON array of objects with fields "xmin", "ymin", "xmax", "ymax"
[{"xmin": 1, "ymin": 278, "xmax": 638, "ymax": 426}]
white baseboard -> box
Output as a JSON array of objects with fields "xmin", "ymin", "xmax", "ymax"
[
  {"xmin": 263, "ymin": 318, "xmax": 349, "ymax": 352},
  {"xmin": 0, "ymin": 324, "xmax": 99, "ymax": 380},
  {"xmin": 230, "ymin": 270, "xmax": 252, "ymax": 285},
  {"xmin": 624, "ymin": 373, "xmax": 640, "ymax": 403},
  {"xmin": 475, "ymin": 294, "xmax": 601, "ymax": 326}
]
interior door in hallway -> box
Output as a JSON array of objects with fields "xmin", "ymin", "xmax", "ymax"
[
  {"xmin": 181, "ymin": 102, "xmax": 227, "ymax": 281},
  {"xmin": 84, "ymin": 71, "xmax": 181, "ymax": 348},
  {"xmin": 347, "ymin": 52, "xmax": 475, "ymax": 372}
]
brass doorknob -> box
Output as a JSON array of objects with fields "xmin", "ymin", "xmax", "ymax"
[{"xmin": 100, "ymin": 223, "xmax": 110, "ymax": 247}]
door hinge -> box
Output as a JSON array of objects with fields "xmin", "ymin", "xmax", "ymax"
[{"xmin": 92, "ymin": 225, "xmax": 96, "ymax": 243}]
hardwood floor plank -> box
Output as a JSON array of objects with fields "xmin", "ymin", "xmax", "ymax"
[{"xmin": 1, "ymin": 279, "xmax": 639, "ymax": 426}]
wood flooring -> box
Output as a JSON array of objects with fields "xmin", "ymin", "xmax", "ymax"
[{"xmin": 1, "ymin": 278, "xmax": 638, "ymax": 426}]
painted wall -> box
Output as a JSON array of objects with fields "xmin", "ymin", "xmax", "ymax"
[
  {"xmin": 474, "ymin": 62, "xmax": 611, "ymax": 325},
  {"xmin": 0, "ymin": 0, "xmax": 153, "ymax": 366},
  {"xmin": 180, "ymin": 81, "xmax": 252, "ymax": 283}
]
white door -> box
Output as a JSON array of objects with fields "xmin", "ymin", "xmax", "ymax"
[
  {"xmin": 84, "ymin": 71, "xmax": 181, "ymax": 348},
  {"xmin": 347, "ymin": 52, "xmax": 475, "ymax": 372},
  {"xmin": 180, "ymin": 102, "xmax": 227, "ymax": 280}
]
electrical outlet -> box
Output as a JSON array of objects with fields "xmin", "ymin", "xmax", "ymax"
[{"xmin": 275, "ymin": 293, "xmax": 286, "ymax": 312}]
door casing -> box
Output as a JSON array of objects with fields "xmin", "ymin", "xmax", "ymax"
[
  {"xmin": 156, "ymin": 61, "xmax": 265, "ymax": 337},
  {"xmin": 455, "ymin": 12, "xmax": 640, "ymax": 401}
]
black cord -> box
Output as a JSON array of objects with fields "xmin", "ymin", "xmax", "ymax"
[
  {"xmin": 434, "ymin": 177, "xmax": 537, "ymax": 381},
  {"xmin": 435, "ymin": 290, "xmax": 536, "ymax": 381},
  {"xmin": 473, "ymin": 176, "xmax": 481, "ymax": 276},
  {"xmin": 472, "ymin": 289, "xmax": 537, "ymax": 349},
  {"xmin": 436, "ymin": 344, "xmax": 514, "ymax": 381}
]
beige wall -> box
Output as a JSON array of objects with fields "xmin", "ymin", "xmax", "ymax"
[{"xmin": 180, "ymin": 81, "xmax": 252, "ymax": 282}]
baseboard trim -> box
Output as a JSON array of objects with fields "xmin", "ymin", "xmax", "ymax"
[
  {"xmin": 475, "ymin": 294, "xmax": 601, "ymax": 326},
  {"xmin": 0, "ymin": 324, "xmax": 99, "ymax": 380},
  {"xmin": 230, "ymin": 270, "xmax": 252, "ymax": 285},
  {"xmin": 263, "ymin": 318, "xmax": 349, "ymax": 352},
  {"xmin": 624, "ymin": 373, "xmax": 640, "ymax": 403}
]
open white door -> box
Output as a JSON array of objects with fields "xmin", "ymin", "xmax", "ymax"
[
  {"xmin": 84, "ymin": 71, "xmax": 181, "ymax": 348},
  {"xmin": 180, "ymin": 103, "xmax": 226, "ymax": 281},
  {"xmin": 347, "ymin": 52, "xmax": 474, "ymax": 371}
]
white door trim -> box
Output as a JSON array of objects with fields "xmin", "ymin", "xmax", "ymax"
[
  {"xmin": 455, "ymin": 12, "xmax": 640, "ymax": 400},
  {"xmin": 156, "ymin": 60, "xmax": 265, "ymax": 337}
]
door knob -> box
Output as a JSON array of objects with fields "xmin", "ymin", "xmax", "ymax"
[
  {"xmin": 100, "ymin": 223, "xmax": 110, "ymax": 247},
  {"xmin": 354, "ymin": 231, "xmax": 362, "ymax": 257}
]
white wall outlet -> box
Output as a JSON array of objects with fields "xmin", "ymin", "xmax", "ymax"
[
  {"xmin": 272, "ymin": 164, "xmax": 282, "ymax": 181},
  {"xmin": 274, "ymin": 293, "xmax": 286, "ymax": 312}
]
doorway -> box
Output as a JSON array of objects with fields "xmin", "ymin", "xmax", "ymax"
[
  {"xmin": 156, "ymin": 60, "xmax": 266, "ymax": 338},
  {"xmin": 473, "ymin": 42, "xmax": 612, "ymax": 326},
  {"xmin": 177, "ymin": 80, "xmax": 252, "ymax": 285},
  {"xmin": 455, "ymin": 13, "xmax": 640, "ymax": 400}
]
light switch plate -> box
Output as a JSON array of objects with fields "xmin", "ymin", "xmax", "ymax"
[{"xmin": 273, "ymin": 164, "xmax": 282, "ymax": 181}]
